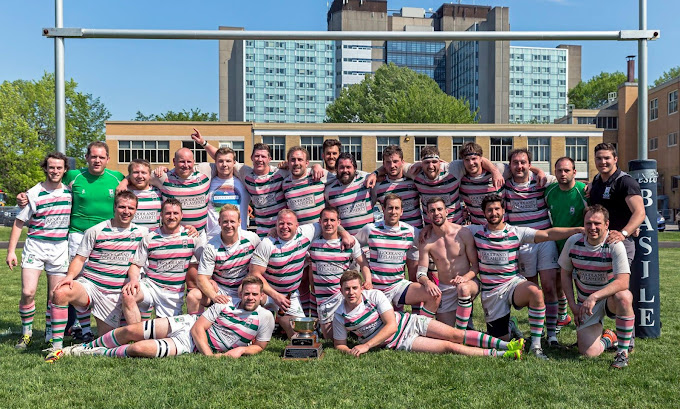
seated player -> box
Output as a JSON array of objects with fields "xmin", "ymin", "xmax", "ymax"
[
  {"xmin": 332, "ymin": 270, "xmax": 524, "ymax": 359},
  {"xmin": 53, "ymin": 276, "xmax": 274, "ymax": 360}
]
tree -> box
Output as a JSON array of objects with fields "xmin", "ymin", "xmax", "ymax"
[
  {"xmin": 568, "ymin": 71, "xmax": 628, "ymax": 109},
  {"xmin": 0, "ymin": 72, "xmax": 110, "ymax": 203},
  {"xmin": 325, "ymin": 63, "xmax": 477, "ymax": 124},
  {"xmin": 653, "ymin": 66, "xmax": 680, "ymax": 87},
  {"xmin": 133, "ymin": 108, "xmax": 218, "ymax": 122}
]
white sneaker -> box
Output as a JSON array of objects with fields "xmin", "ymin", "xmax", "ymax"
[{"xmin": 63, "ymin": 344, "xmax": 106, "ymax": 357}]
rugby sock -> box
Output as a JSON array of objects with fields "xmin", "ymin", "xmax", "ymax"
[
  {"xmin": 45, "ymin": 301, "xmax": 52, "ymax": 341},
  {"xmin": 600, "ymin": 331, "xmax": 616, "ymax": 350},
  {"xmin": 76, "ymin": 310, "xmax": 92, "ymax": 334},
  {"xmin": 89, "ymin": 330, "xmax": 123, "ymax": 348},
  {"xmin": 19, "ymin": 302, "xmax": 36, "ymax": 336},
  {"xmin": 104, "ymin": 345, "xmax": 130, "ymax": 358},
  {"xmin": 411, "ymin": 304, "xmax": 422, "ymax": 315},
  {"xmin": 558, "ymin": 295, "xmax": 568, "ymax": 321},
  {"xmin": 528, "ymin": 306, "xmax": 546, "ymax": 348},
  {"xmin": 455, "ymin": 296, "xmax": 473, "ymax": 330},
  {"xmin": 51, "ymin": 304, "xmax": 69, "ymax": 349},
  {"xmin": 420, "ymin": 307, "xmax": 436, "ymax": 318},
  {"xmin": 616, "ymin": 315, "xmax": 635, "ymax": 354},
  {"xmin": 463, "ymin": 330, "xmax": 509, "ymax": 350},
  {"xmin": 308, "ymin": 293, "xmax": 318, "ymax": 318},
  {"xmin": 545, "ymin": 301, "xmax": 558, "ymax": 338},
  {"xmin": 487, "ymin": 349, "xmax": 498, "ymax": 357},
  {"xmin": 140, "ymin": 308, "xmax": 152, "ymax": 321}
]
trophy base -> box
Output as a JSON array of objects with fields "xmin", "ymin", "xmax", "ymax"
[
  {"xmin": 291, "ymin": 334, "xmax": 317, "ymax": 346},
  {"xmin": 282, "ymin": 343, "xmax": 324, "ymax": 360}
]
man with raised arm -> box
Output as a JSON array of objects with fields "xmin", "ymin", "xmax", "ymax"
[
  {"xmin": 559, "ymin": 205, "xmax": 635, "ymax": 369},
  {"xmin": 57, "ymin": 276, "xmax": 274, "ymax": 360},
  {"xmin": 418, "ymin": 197, "xmax": 480, "ymax": 330},
  {"xmin": 467, "ymin": 194, "xmax": 582, "ymax": 360}
]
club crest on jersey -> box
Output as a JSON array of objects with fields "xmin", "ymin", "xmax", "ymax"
[
  {"xmin": 570, "ymin": 206, "xmax": 575, "ymax": 215},
  {"xmin": 603, "ymin": 186, "xmax": 611, "ymax": 199},
  {"xmin": 182, "ymin": 239, "xmax": 188, "ymax": 248},
  {"xmin": 109, "ymin": 189, "xmax": 114, "ymax": 198}
]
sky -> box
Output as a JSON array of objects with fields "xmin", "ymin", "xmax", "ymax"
[{"xmin": 1, "ymin": 0, "xmax": 677, "ymax": 121}]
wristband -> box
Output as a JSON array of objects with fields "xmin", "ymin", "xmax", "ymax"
[
  {"xmin": 416, "ymin": 265, "xmax": 428, "ymax": 280},
  {"xmin": 201, "ymin": 140, "xmax": 208, "ymax": 147}
]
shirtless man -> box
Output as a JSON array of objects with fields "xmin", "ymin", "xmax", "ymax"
[{"xmin": 418, "ymin": 197, "xmax": 480, "ymax": 330}]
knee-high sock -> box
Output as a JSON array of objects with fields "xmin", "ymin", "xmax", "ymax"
[
  {"xmin": 140, "ymin": 308, "xmax": 152, "ymax": 321},
  {"xmin": 45, "ymin": 301, "xmax": 52, "ymax": 341},
  {"xmin": 76, "ymin": 309, "xmax": 91, "ymax": 334},
  {"xmin": 88, "ymin": 329, "xmax": 123, "ymax": 348},
  {"xmin": 463, "ymin": 329, "xmax": 509, "ymax": 350},
  {"xmin": 455, "ymin": 296, "xmax": 473, "ymax": 330},
  {"xmin": 545, "ymin": 301, "xmax": 558, "ymax": 337},
  {"xmin": 104, "ymin": 345, "xmax": 130, "ymax": 358},
  {"xmin": 528, "ymin": 306, "xmax": 546, "ymax": 348},
  {"xmin": 19, "ymin": 301, "xmax": 36, "ymax": 336},
  {"xmin": 616, "ymin": 315, "xmax": 635, "ymax": 354},
  {"xmin": 558, "ymin": 294, "xmax": 568, "ymax": 320},
  {"xmin": 50, "ymin": 304, "xmax": 69, "ymax": 349},
  {"xmin": 420, "ymin": 306, "xmax": 435, "ymax": 318}
]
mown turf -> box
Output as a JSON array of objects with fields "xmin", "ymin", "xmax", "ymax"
[
  {"xmin": 0, "ymin": 249, "xmax": 677, "ymax": 409},
  {"xmin": 0, "ymin": 226, "xmax": 27, "ymax": 242}
]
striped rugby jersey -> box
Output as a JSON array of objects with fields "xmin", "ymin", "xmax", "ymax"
[
  {"xmin": 282, "ymin": 170, "xmax": 327, "ymax": 225},
  {"xmin": 201, "ymin": 304, "xmax": 274, "ymax": 352},
  {"xmin": 130, "ymin": 187, "xmax": 162, "ymax": 230},
  {"xmin": 354, "ymin": 221, "xmax": 419, "ymax": 291},
  {"xmin": 17, "ymin": 182, "xmax": 71, "ymax": 241},
  {"xmin": 77, "ymin": 220, "xmax": 148, "ymax": 293},
  {"xmin": 332, "ymin": 289, "xmax": 413, "ymax": 350},
  {"xmin": 460, "ymin": 171, "xmax": 505, "ymax": 225},
  {"xmin": 309, "ymin": 238, "xmax": 362, "ymax": 305},
  {"xmin": 240, "ymin": 166, "xmax": 288, "ymax": 237},
  {"xmin": 504, "ymin": 174, "xmax": 552, "ymax": 229},
  {"xmin": 411, "ymin": 161, "xmax": 466, "ymax": 225},
  {"xmin": 466, "ymin": 224, "xmax": 536, "ymax": 292},
  {"xmin": 558, "ymin": 233, "xmax": 630, "ymax": 303},
  {"xmin": 132, "ymin": 226, "xmax": 196, "ymax": 293},
  {"xmin": 198, "ymin": 229, "xmax": 261, "ymax": 292},
  {"xmin": 159, "ymin": 164, "xmax": 211, "ymax": 232},
  {"xmin": 374, "ymin": 176, "xmax": 423, "ymax": 228},
  {"xmin": 325, "ymin": 171, "xmax": 375, "ymax": 235},
  {"xmin": 251, "ymin": 223, "xmax": 321, "ymax": 294}
]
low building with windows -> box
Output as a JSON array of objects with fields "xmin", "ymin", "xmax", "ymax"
[{"xmin": 106, "ymin": 121, "xmax": 601, "ymax": 181}]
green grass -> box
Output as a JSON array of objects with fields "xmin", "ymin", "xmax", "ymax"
[
  {"xmin": 0, "ymin": 226, "xmax": 27, "ymax": 242},
  {"xmin": 658, "ymin": 231, "xmax": 680, "ymax": 242},
  {"xmin": 0, "ymin": 250, "xmax": 678, "ymax": 408}
]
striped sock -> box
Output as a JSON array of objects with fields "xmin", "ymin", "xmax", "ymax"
[
  {"xmin": 420, "ymin": 307, "xmax": 435, "ymax": 318},
  {"xmin": 455, "ymin": 296, "xmax": 473, "ymax": 330},
  {"xmin": 89, "ymin": 329, "xmax": 123, "ymax": 348},
  {"xmin": 600, "ymin": 332, "xmax": 615, "ymax": 350},
  {"xmin": 76, "ymin": 309, "xmax": 91, "ymax": 334},
  {"xmin": 558, "ymin": 294, "xmax": 568, "ymax": 321},
  {"xmin": 140, "ymin": 308, "xmax": 153, "ymax": 321},
  {"xmin": 411, "ymin": 304, "xmax": 422, "ymax": 315},
  {"xmin": 487, "ymin": 349, "xmax": 498, "ymax": 357},
  {"xmin": 45, "ymin": 301, "xmax": 52, "ymax": 341},
  {"xmin": 545, "ymin": 301, "xmax": 558, "ymax": 337},
  {"xmin": 51, "ymin": 304, "xmax": 69, "ymax": 349},
  {"xmin": 104, "ymin": 345, "xmax": 129, "ymax": 358},
  {"xmin": 528, "ymin": 306, "xmax": 546, "ymax": 348},
  {"xmin": 616, "ymin": 315, "xmax": 635, "ymax": 354},
  {"xmin": 309, "ymin": 292, "xmax": 318, "ymax": 318},
  {"xmin": 463, "ymin": 329, "xmax": 509, "ymax": 350},
  {"xmin": 19, "ymin": 302, "xmax": 36, "ymax": 336}
]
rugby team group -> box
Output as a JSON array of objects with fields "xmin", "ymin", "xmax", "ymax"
[{"xmin": 6, "ymin": 128, "xmax": 644, "ymax": 369}]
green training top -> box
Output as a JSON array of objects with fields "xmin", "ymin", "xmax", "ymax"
[
  {"xmin": 64, "ymin": 168, "xmax": 125, "ymax": 233},
  {"xmin": 544, "ymin": 180, "xmax": 588, "ymax": 253}
]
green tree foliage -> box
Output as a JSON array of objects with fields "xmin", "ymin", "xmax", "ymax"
[
  {"xmin": 653, "ymin": 66, "xmax": 680, "ymax": 87},
  {"xmin": 568, "ymin": 71, "xmax": 628, "ymax": 109},
  {"xmin": 134, "ymin": 108, "xmax": 218, "ymax": 122},
  {"xmin": 0, "ymin": 72, "xmax": 110, "ymax": 203},
  {"xmin": 325, "ymin": 63, "xmax": 477, "ymax": 123}
]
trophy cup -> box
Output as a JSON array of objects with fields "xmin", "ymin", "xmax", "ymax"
[{"xmin": 282, "ymin": 317, "xmax": 323, "ymax": 359}]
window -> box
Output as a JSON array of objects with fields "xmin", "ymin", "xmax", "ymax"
[
  {"xmin": 596, "ymin": 116, "xmax": 618, "ymax": 130},
  {"xmin": 414, "ymin": 136, "xmax": 437, "ymax": 161},
  {"xmin": 376, "ymin": 136, "xmax": 400, "ymax": 162},
  {"xmin": 118, "ymin": 140, "xmax": 170, "ymax": 164},
  {"xmin": 301, "ymin": 136, "xmax": 324, "ymax": 162},
  {"xmin": 649, "ymin": 137, "xmax": 658, "ymax": 151},
  {"xmin": 669, "ymin": 132, "xmax": 678, "ymax": 147},
  {"xmin": 219, "ymin": 141, "xmax": 245, "ymax": 163},
  {"xmin": 339, "ymin": 136, "xmax": 362, "ymax": 165},
  {"xmin": 528, "ymin": 137, "xmax": 551, "ymax": 163},
  {"xmin": 262, "ymin": 136, "xmax": 286, "ymax": 162},
  {"xmin": 490, "ymin": 137, "xmax": 513, "ymax": 162},
  {"xmin": 452, "ymin": 137, "xmax": 475, "ymax": 160},
  {"xmin": 650, "ymin": 98, "xmax": 658, "ymax": 120},
  {"xmin": 565, "ymin": 137, "xmax": 588, "ymax": 162},
  {"xmin": 182, "ymin": 141, "xmax": 208, "ymax": 163},
  {"xmin": 669, "ymin": 90, "xmax": 678, "ymax": 115}
]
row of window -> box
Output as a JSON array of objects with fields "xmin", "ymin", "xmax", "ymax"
[
  {"xmin": 510, "ymin": 66, "xmax": 567, "ymax": 74},
  {"xmin": 650, "ymin": 90, "xmax": 679, "ymax": 120},
  {"xmin": 245, "ymin": 41, "xmax": 333, "ymax": 51},
  {"xmin": 245, "ymin": 79, "xmax": 333, "ymax": 89},
  {"xmin": 510, "ymin": 90, "xmax": 567, "ymax": 98},
  {"xmin": 117, "ymin": 141, "xmax": 246, "ymax": 165},
  {"xmin": 510, "ymin": 53, "xmax": 567, "ymax": 62},
  {"xmin": 245, "ymin": 55, "xmax": 334, "ymax": 64},
  {"xmin": 649, "ymin": 132, "xmax": 679, "ymax": 151}
]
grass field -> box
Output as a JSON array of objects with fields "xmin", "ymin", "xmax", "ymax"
[
  {"xmin": 0, "ymin": 249, "xmax": 678, "ymax": 409},
  {"xmin": 0, "ymin": 226, "xmax": 27, "ymax": 242},
  {"xmin": 658, "ymin": 231, "xmax": 680, "ymax": 242}
]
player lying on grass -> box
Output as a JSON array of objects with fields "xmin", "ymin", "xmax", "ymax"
[
  {"xmin": 332, "ymin": 270, "xmax": 524, "ymax": 359},
  {"xmin": 50, "ymin": 276, "xmax": 274, "ymax": 361}
]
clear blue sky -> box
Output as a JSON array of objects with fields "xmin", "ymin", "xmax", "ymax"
[{"xmin": 1, "ymin": 0, "xmax": 677, "ymax": 121}]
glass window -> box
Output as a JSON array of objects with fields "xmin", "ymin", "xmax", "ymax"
[
  {"xmin": 262, "ymin": 136, "xmax": 286, "ymax": 162},
  {"xmin": 182, "ymin": 141, "xmax": 208, "ymax": 163},
  {"xmin": 669, "ymin": 132, "xmax": 678, "ymax": 147},
  {"xmin": 650, "ymin": 98, "xmax": 658, "ymax": 120},
  {"xmin": 219, "ymin": 141, "xmax": 245, "ymax": 164},
  {"xmin": 376, "ymin": 136, "xmax": 400, "ymax": 162},
  {"xmin": 300, "ymin": 136, "xmax": 324, "ymax": 162},
  {"xmin": 669, "ymin": 90, "xmax": 678, "ymax": 114},
  {"xmin": 118, "ymin": 140, "xmax": 169, "ymax": 164},
  {"xmin": 649, "ymin": 137, "xmax": 658, "ymax": 151},
  {"xmin": 339, "ymin": 136, "xmax": 362, "ymax": 165},
  {"xmin": 528, "ymin": 137, "xmax": 551, "ymax": 162},
  {"xmin": 452, "ymin": 137, "xmax": 475, "ymax": 160},
  {"xmin": 414, "ymin": 136, "xmax": 437, "ymax": 161},
  {"xmin": 490, "ymin": 137, "xmax": 513, "ymax": 162},
  {"xmin": 565, "ymin": 137, "xmax": 588, "ymax": 162}
]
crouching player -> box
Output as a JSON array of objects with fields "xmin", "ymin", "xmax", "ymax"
[
  {"xmin": 332, "ymin": 270, "xmax": 524, "ymax": 359},
  {"xmin": 57, "ymin": 276, "xmax": 274, "ymax": 359},
  {"xmin": 559, "ymin": 205, "xmax": 634, "ymax": 369}
]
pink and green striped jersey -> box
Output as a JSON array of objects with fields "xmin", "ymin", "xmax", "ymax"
[
  {"xmin": 374, "ymin": 176, "xmax": 423, "ymax": 228},
  {"xmin": 309, "ymin": 238, "xmax": 362, "ymax": 305},
  {"xmin": 159, "ymin": 166, "xmax": 211, "ymax": 232},
  {"xmin": 460, "ymin": 171, "xmax": 505, "ymax": 225},
  {"xmin": 132, "ymin": 227, "xmax": 196, "ymax": 293},
  {"xmin": 411, "ymin": 161, "xmax": 466, "ymax": 225},
  {"xmin": 251, "ymin": 224, "xmax": 321, "ymax": 294},
  {"xmin": 467, "ymin": 224, "xmax": 536, "ymax": 292},
  {"xmin": 282, "ymin": 170, "xmax": 327, "ymax": 225},
  {"xmin": 241, "ymin": 166, "xmax": 288, "ymax": 237},
  {"xmin": 77, "ymin": 220, "xmax": 148, "ymax": 293},
  {"xmin": 130, "ymin": 187, "xmax": 162, "ymax": 230},
  {"xmin": 17, "ymin": 183, "xmax": 71, "ymax": 241},
  {"xmin": 354, "ymin": 221, "xmax": 419, "ymax": 291},
  {"xmin": 325, "ymin": 172, "xmax": 375, "ymax": 235},
  {"xmin": 504, "ymin": 175, "xmax": 551, "ymax": 229},
  {"xmin": 559, "ymin": 233, "xmax": 630, "ymax": 304},
  {"xmin": 201, "ymin": 304, "xmax": 274, "ymax": 352},
  {"xmin": 332, "ymin": 289, "xmax": 413, "ymax": 349},
  {"xmin": 198, "ymin": 229, "xmax": 261, "ymax": 292}
]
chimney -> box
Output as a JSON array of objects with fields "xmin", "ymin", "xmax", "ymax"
[{"xmin": 626, "ymin": 55, "xmax": 636, "ymax": 82}]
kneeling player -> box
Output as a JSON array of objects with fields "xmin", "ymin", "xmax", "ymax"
[
  {"xmin": 332, "ymin": 270, "xmax": 523, "ymax": 359},
  {"xmin": 55, "ymin": 276, "xmax": 274, "ymax": 360}
]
